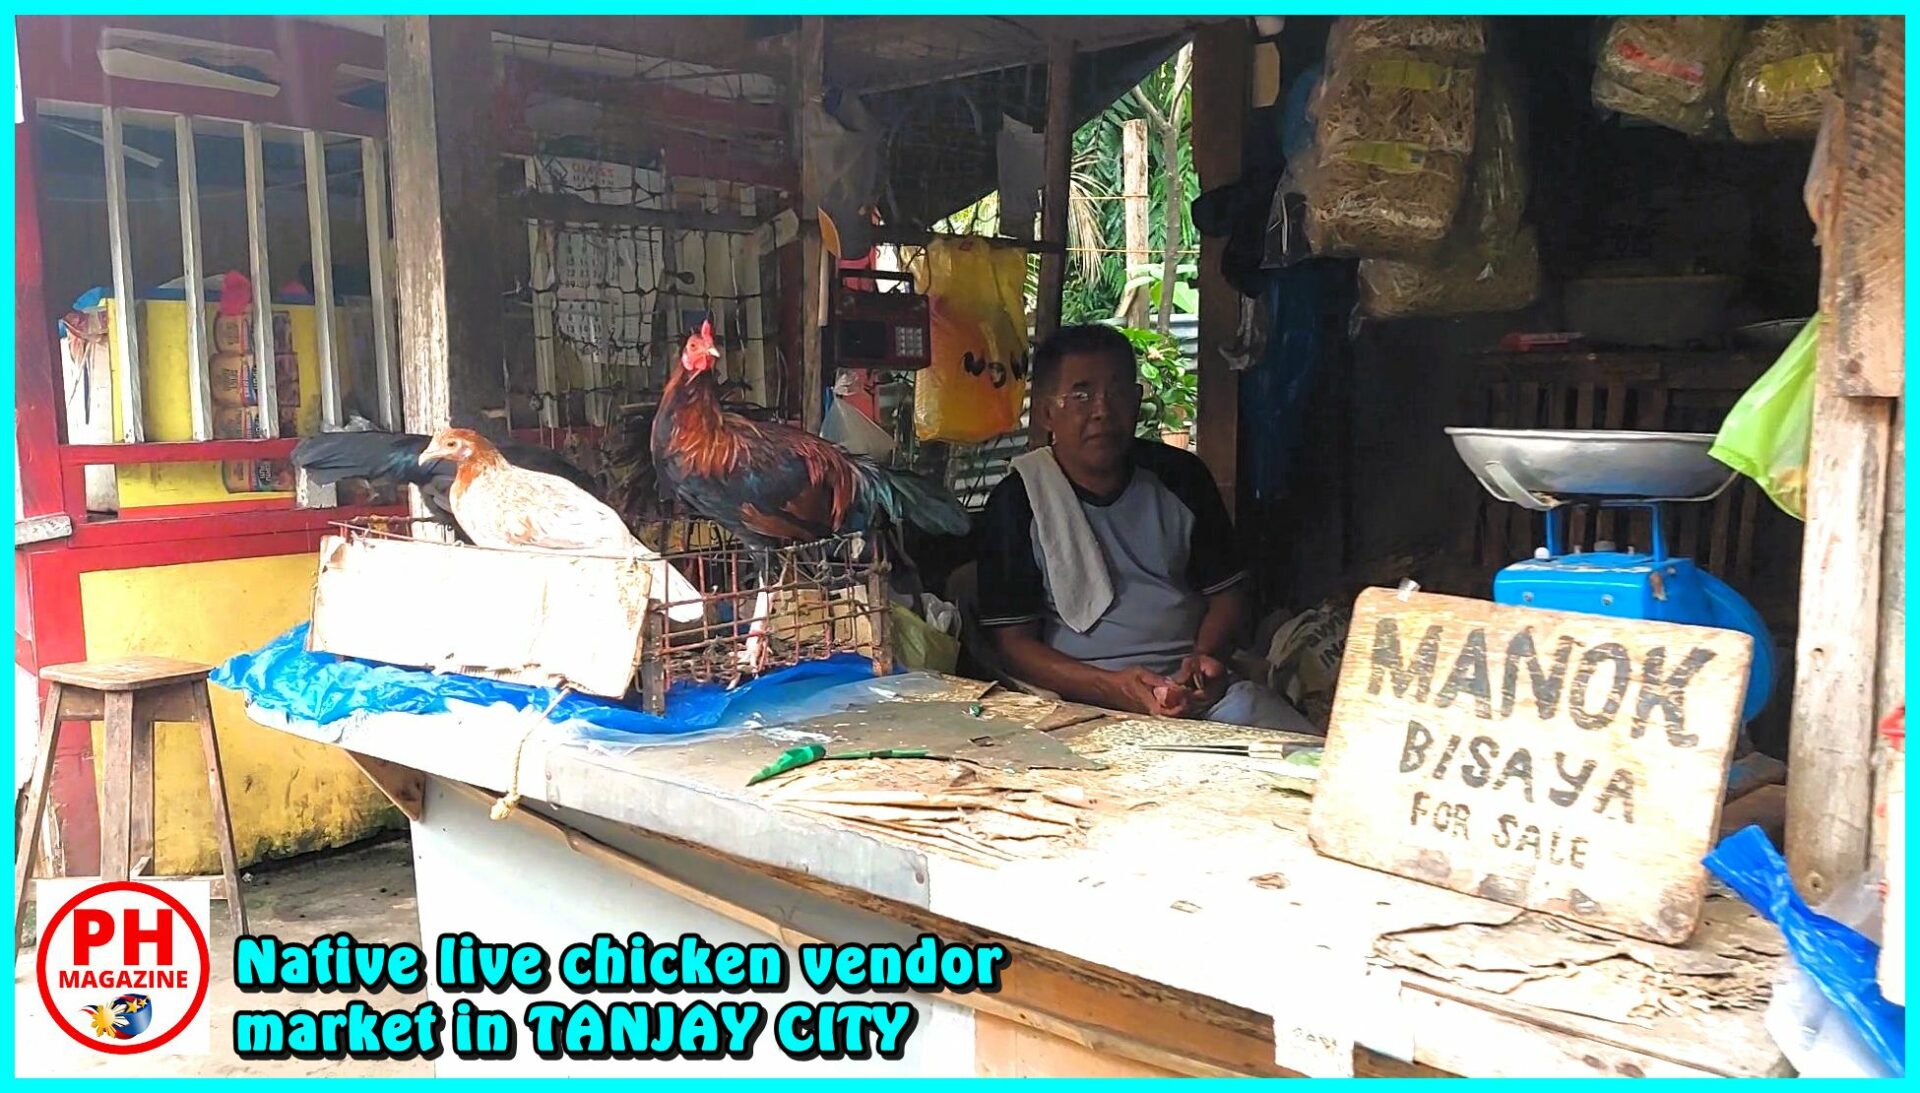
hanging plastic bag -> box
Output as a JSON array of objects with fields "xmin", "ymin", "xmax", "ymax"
[
  {"xmin": 1592, "ymin": 16, "xmax": 1745, "ymax": 136},
  {"xmin": 889, "ymin": 604, "xmax": 959, "ymax": 675},
  {"xmin": 911, "ymin": 237, "xmax": 1030, "ymax": 443},
  {"xmin": 1725, "ymin": 17, "xmax": 1838, "ymax": 143},
  {"xmin": 1705, "ymin": 826, "xmax": 1905, "ymax": 1076},
  {"xmin": 1710, "ymin": 313, "xmax": 1820, "ymax": 519}
]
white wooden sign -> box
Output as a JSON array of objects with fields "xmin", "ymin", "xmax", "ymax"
[{"xmin": 1310, "ymin": 589, "xmax": 1751, "ymax": 944}]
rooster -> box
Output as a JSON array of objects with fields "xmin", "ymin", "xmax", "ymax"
[
  {"xmin": 651, "ymin": 320, "xmax": 970, "ymax": 674},
  {"xmin": 415, "ymin": 427, "xmax": 705, "ymax": 624},
  {"xmin": 291, "ymin": 429, "xmax": 600, "ymax": 536}
]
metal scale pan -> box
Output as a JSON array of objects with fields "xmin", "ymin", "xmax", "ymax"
[{"xmin": 1444, "ymin": 428, "xmax": 1738, "ymax": 512}]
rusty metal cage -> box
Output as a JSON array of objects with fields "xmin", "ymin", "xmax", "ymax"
[
  {"xmin": 630, "ymin": 516, "xmax": 893, "ymax": 712},
  {"xmin": 328, "ymin": 516, "xmax": 891, "ymax": 715}
]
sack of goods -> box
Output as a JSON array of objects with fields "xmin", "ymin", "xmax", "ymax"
[
  {"xmin": 1724, "ymin": 17, "xmax": 1839, "ymax": 142},
  {"xmin": 1301, "ymin": 16, "xmax": 1487, "ymax": 258},
  {"xmin": 1357, "ymin": 58, "xmax": 1541, "ymax": 318},
  {"xmin": 1359, "ymin": 226, "xmax": 1541, "ymax": 319},
  {"xmin": 1591, "ymin": 16, "xmax": 1745, "ymax": 136}
]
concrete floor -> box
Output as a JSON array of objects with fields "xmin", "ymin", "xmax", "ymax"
[{"xmin": 14, "ymin": 836, "xmax": 429, "ymax": 1078}]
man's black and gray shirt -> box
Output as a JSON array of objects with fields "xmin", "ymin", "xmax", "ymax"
[{"xmin": 976, "ymin": 440, "xmax": 1245, "ymax": 677}]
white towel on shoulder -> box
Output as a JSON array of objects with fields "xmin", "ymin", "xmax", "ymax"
[{"xmin": 1010, "ymin": 447, "xmax": 1114, "ymax": 634}]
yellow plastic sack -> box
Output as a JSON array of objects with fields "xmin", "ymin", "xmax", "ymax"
[{"xmin": 911, "ymin": 237, "xmax": 1030, "ymax": 443}]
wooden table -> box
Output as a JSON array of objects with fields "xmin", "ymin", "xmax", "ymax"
[{"xmin": 251, "ymin": 680, "xmax": 1789, "ymax": 1077}]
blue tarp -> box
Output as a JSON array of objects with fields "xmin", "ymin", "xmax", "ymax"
[
  {"xmin": 1705, "ymin": 825, "xmax": 1905, "ymax": 1075},
  {"xmin": 211, "ymin": 623, "xmax": 893, "ymax": 741}
]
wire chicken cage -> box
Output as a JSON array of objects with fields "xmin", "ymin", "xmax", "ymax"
[{"xmin": 328, "ymin": 516, "xmax": 892, "ymax": 715}]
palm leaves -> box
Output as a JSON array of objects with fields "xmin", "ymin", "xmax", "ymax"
[{"xmin": 932, "ymin": 47, "xmax": 1201, "ymax": 328}]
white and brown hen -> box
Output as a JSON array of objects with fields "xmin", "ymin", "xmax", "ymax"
[{"xmin": 418, "ymin": 427, "xmax": 704, "ymax": 623}]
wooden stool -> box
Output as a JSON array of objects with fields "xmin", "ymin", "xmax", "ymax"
[{"xmin": 15, "ymin": 656, "xmax": 247, "ymax": 947}]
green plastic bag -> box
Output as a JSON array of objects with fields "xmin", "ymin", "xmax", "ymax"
[
  {"xmin": 889, "ymin": 605, "xmax": 959, "ymax": 675},
  {"xmin": 1711, "ymin": 314, "xmax": 1821, "ymax": 520}
]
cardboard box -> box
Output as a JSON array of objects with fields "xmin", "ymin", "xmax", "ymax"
[{"xmin": 309, "ymin": 533, "xmax": 659, "ymax": 699}]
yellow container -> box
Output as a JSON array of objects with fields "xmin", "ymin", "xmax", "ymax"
[{"xmin": 102, "ymin": 298, "xmax": 327, "ymax": 508}]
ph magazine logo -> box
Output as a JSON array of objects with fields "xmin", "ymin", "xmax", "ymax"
[{"xmin": 33, "ymin": 879, "xmax": 212, "ymax": 1056}]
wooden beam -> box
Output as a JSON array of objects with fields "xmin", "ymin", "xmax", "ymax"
[
  {"xmin": 440, "ymin": 780, "xmax": 1276, "ymax": 1077},
  {"xmin": 1787, "ymin": 15, "xmax": 1903, "ymax": 902},
  {"xmin": 1825, "ymin": 17, "xmax": 1904, "ymax": 399},
  {"xmin": 346, "ymin": 751, "xmax": 426, "ymax": 822},
  {"xmin": 1190, "ymin": 19, "xmax": 1250, "ymax": 518},
  {"xmin": 15, "ymin": 99, "xmax": 68, "ymax": 517},
  {"xmin": 795, "ymin": 15, "xmax": 827, "ymax": 434},
  {"xmin": 15, "ymin": 514, "xmax": 73, "ymax": 546},
  {"xmin": 508, "ymin": 192, "xmax": 761, "ymax": 236},
  {"xmin": 386, "ymin": 16, "xmax": 506, "ymax": 436},
  {"xmin": 1034, "ymin": 36, "xmax": 1075, "ymax": 346},
  {"xmin": 1121, "ymin": 118, "xmax": 1150, "ymax": 327}
]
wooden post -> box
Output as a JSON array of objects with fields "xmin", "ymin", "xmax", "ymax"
[
  {"xmin": 1156, "ymin": 43, "xmax": 1193, "ymax": 336},
  {"xmin": 1190, "ymin": 21, "xmax": 1250, "ymax": 518},
  {"xmin": 1121, "ymin": 119, "xmax": 1150, "ymax": 326},
  {"xmin": 795, "ymin": 16, "xmax": 828, "ymax": 434},
  {"xmin": 1786, "ymin": 15, "xmax": 1904, "ymax": 902},
  {"xmin": 1035, "ymin": 35, "xmax": 1075, "ymax": 345},
  {"xmin": 385, "ymin": 16, "xmax": 505, "ymax": 436}
]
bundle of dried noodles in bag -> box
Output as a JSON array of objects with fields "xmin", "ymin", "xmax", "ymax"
[
  {"xmin": 1332, "ymin": 16, "xmax": 1488, "ymax": 59},
  {"xmin": 1305, "ymin": 144, "xmax": 1468, "ymax": 257},
  {"xmin": 1302, "ymin": 16, "xmax": 1486, "ymax": 257},
  {"xmin": 1725, "ymin": 17, "xmax": 1838, "ymax": 142},
  {"xmin": 1314, "ymin": 51, "xmax": 1482, "ymax": 156},
  {"xmin": 1359, "ymin": 226, "xmax": 1541, "ymax": 319},
  {"xmin": 1455, "ymin": 59, "xmax": 1528, "ymax": 256},
  {"xmin": 1592, "ymin": 17, "xmax": 1744, "ymax": 136}
]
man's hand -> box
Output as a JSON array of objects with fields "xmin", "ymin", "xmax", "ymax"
[
  {"xmin": 1171, "ymin": 652, "xmax": 1230, "ymax": 712},
  {"xmin": 1107, "ymin": 666, "xmax": 1190, "ymax": 718}
]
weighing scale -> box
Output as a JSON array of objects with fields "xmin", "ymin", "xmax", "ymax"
[{"xmin": 1446, "ymin": 427, "xmax": 1776, "ymax": 731}]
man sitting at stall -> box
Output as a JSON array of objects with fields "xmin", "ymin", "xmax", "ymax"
[{"xmin": 974, "ymin": 324, "xmax": 1315, "ymax": 732}]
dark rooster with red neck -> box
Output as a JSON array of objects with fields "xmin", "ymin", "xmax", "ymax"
[{"xmin": 652, "ymin": 320, "xmax": 970, "ymax": 673}]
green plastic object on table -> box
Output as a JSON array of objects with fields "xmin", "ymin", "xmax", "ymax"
[{"xmin": 746, "ymin": 744, "xmax": 935, "ymax": 786}]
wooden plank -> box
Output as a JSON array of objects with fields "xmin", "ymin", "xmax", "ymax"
[
  {"xmin": 99, "ymin": 691, "xmax": 136, "ymax": 881},
  {"xmin": 15, "ymin": 514, "xmax": 72, "ymax": 546},
  {"xmin": 1033, "ymin": 34, "xmax": 1075, "ymax": 345},
  {"xmin": 443, "ymin": 780, "xmax": 1275, "ymax": 1077},
  {"xmin": 795, "ymin": 15, "xmax": 827, "ymax": 434},
  {"xmin": 386, "ymin": 16, "xmax": 506, "ymax": 435},
  {"xmin": 1120, "ymin": 118, "xmax": 1150, "ymax": 327},
  {"xmin": 1825, "ymin": 17, "xmax": 1904, "ymax": 398},
  {"xmin": 241, "ymin": 120, "xmax": 280, "ymax": 438},
  {"xmin": 1399, "ymin": 983, "xmax": 1722, "ymax": 1078},
  {"xmin": 1190, "ymin": 19, "xmax": 1249, "ymax": 518},
  {"xmin": 1879, "ymin": 718, "xmax": 1904, "ymax": 1006},
  {"xmin": 975, "ymin": 1013, "xmax": 1179, "ymax": 1077},
  {"xmin": 510, "ymin": 191, "xmax": 760, "ymax": 236},
  {"xmin": 1788, "ymin": 22, "xmax": 1901, "ymax": 898},
  {"xmin": 100, "ymin": 106, "xmax": 144, "ymax": 443},
  {"xmin": 360, "ymin": 136, "xmax": 402, "ymax": 430},
  {"xmin": 1310, "ymin": 588, "xmax": 1751, "ymax": 943},
  {"xmin": 303, "ymin": 127, "xmax": 343, "ymax": 430},
  {"xmin": 345, "ymin": 751, "xmax": 426, "ymax": 822},
  {"xmin": 41, "ymin": 656, "xmax": 212, "ymax": 692},
  {"xmin": 308, "ymin": 533, "xmax": 654, "ymax": 699},
  {"xmin": 175, "ymin": 114, "xmax": 213, "ymax": 442},
  {"xmin": 129, "ymin": 714, "xmax": 155, "ymax": 881}
]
